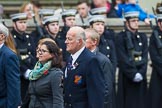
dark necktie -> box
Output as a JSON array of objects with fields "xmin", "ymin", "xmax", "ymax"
[{"xmin": 67, "ymin": 56, "xmax": 73, "ymax": 73}]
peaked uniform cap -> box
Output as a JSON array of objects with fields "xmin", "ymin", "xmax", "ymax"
[
  {"xmin": 10, "ymin": 13, "xmax": 27, "ymax": 21},
  {"xmin": 0, "ymin": 23, "xmax": 9, "ymax": 37},
  {"xmin": 42, "ymin": 15, "xmax": 59, "ymax": 25},
  {"xmin": 88, "ymin": 15, "xmax": 106, "ymax": 24},
  {"xmin": 62, "ymin": 9, "xmax": 77, "ymax": 17},
  {"xmin": 90, "ymin": 7, "xmax": 107, "ymax": 15}
]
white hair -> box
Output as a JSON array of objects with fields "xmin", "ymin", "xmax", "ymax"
[{"xmin": 0, "ymin": 23, "xmax": 9, "ymax": 37}]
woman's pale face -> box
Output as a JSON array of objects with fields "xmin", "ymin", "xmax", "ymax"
[
  {"xmin": 14, "ymin": 20, "xmax": 27, "ymax": 32},
  {"xmin": 37, "ymin": 44, "xmax": 53, "ymax": 64},
  {"xmin": 47, "ymin": 22, "xmax": 60, "ymax": 35},
  {"xmin": 92, "ymin": 22, "xmax": 105, "ymax": 35}
]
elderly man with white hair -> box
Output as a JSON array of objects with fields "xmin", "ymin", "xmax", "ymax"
[{"xmin": 0, "ymin": 23, "xmax": 21, "ymax": 108}]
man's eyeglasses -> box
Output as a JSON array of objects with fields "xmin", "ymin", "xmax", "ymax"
[{"xmin": 36, "ymin": 48, "xmax": 49, "ymax": 54}]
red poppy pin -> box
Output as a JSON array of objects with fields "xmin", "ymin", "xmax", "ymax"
[
  {"xmin": 43, "ymin": 70, "xmax": 49, "ymax": 75},
  {"xmin": 74, "ymin": 75, "xmax": 82, "ymax": 84}
]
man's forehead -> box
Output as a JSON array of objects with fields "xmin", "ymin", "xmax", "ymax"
[
  {"xmin": 129, "ymin": 18, "xmax": 139, "ymax": 20},
  {"xmin": 67, "ymin": 30, "xmax": 75, "ymax": 37},
  {"xmin": 78, "ymin": 2, "xmax": 88, "ymax": 7},
  {"xmin": 66, "ymin": 16, "xmax": 75, "ymax": 19}
]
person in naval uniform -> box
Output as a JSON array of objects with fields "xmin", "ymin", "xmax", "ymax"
[
  {"xmin": 42, "ymin": 15, "xmax": 69, "ymax": 67},
  {"xmin": 10, "ymin": 12, "xmax": 36, "ymax": 102},
  {"xmin": 115, "ymin": 11, "xmax": 148, "ymax": 108}
]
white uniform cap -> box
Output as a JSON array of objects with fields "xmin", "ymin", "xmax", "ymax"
[
  {"xmin": 38, "ymin": 9, "xmax": 55, "ymax": 17},
  {"xmin": 124, "ymin": 11, "xmax": 139, "ymax": 19},
  {"xmin": 0, "ymin": 23, "xmax": 9, "ymax": 37},
  {"xmin": 88, "ymin": 15, "xmax": 106, "ymax": 24},
  {"xmin": 62, "ymin": 9, "xmax": 77, "ymax": 17},
  {"xmin": 90, "ymin": 7, "xmax": 107, "ymax": 15},
  {"xmin": 10, "ymin": 13, "xmax": 27, "ymax": 21},
  {"xmin": 42, "ymin": 15, "xmax": 59, "ymax": 25}
]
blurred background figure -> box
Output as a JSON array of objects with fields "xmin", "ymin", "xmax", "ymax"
[
  {"xmin": 111, "ymin": 0, "xmax": 125, "ymax": 11},
  {"xmin": 75, "ymin": 0, "xmax": 91, "ymax": 26},
  {"xmin": 30, "ymin": 0, "xmax": 42, "ymax": 21},
  {"xmin": 19, "ymin": 0, "xmax": 41, "ymax": 21},
  {"xmin": 116, "ymin": 0, "xmax": 155, "ymax": 25},
  {"xmin": 0, "ymin": 4, "xmax": 4, "ymax": 19},
  {"xmin": 19, "ymin": 2, "xmax": 34, "ymax": 20},
  {"xmin": 156, "ymin": 2, "xmax": 162, "ymax": 14},
  {"xmin": 90, "ymin": 0, "xmax": 118, "ymax": 18}
]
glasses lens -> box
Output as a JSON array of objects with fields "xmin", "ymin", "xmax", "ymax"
[{"xmin": 37, "ymin": 49, "xmax": 49, "ymax": 54}]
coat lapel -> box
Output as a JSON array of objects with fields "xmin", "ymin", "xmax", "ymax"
[{"xmin": 64, "ymin": 48, "xmax": 88, "ymax": 85}]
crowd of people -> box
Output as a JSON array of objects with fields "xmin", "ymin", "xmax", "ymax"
[{"xmin": 0, "ymin": 0, "xmax": 162, "ymax": 108}]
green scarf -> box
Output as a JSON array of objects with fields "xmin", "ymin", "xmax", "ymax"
[{"xmin": 29, "ymin": 60, "xmax": 52, "ymax": 80}]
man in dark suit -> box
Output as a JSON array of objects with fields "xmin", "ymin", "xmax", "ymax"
[
  {"xmin": 85, "ymin": 28, "xmax": 113, "ymax": 108},
  {"xmin": 64, "ymin": 26, "xmax": 105, "ymax": 108},
  {"xmin": 0, "ymin": 23, "xmax": 21, "ymax": 108},
  {"xmin": 88, "ymin": 15, "xmax": 117, "ymax": 108}
]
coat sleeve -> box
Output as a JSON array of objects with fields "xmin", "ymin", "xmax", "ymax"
[
  {"xmin": 51, "ymin": 71, "xmax": 64, "ymax": 108},
  {"xmin": 149, "ymin": 31, "xmax": 162, "ymax": 76},
  {"xmin": 86, "ymin": 57, "xmax": 105, "ymax": 108},
  {"xmin": 102, "ymin": 58, "xmax": 113, "ymax": 106},
  {"xmin": 5, "ymin": 53, "xmax": 21, "ymax": 108}
]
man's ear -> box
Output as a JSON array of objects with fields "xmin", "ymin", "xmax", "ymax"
[
  {"xmin": 0, "ymin": 34, "xmax": 5, "ymax": 41},
  {"xmin": 45, "ymin": 25, "xmax": 48, "ymax": 30},
  {"xmin": 93, "ymin": 39, "xmax": 98, "ymax": 46},
  {"xmin": 125, "ymin": 21, "xmax": 129, "ymax": 27},
  {"xmin": 77, "ymin": 38, "xmax": 82, "ymax": 45}
]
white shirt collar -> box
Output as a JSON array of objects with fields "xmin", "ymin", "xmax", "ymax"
[
  {"xmin": 71, "ymin": 46, "xmax": 85, "ymax": 64},
  {"xmin": 0, "ymin": 43, "xmax": 4, "ymax": 49}
]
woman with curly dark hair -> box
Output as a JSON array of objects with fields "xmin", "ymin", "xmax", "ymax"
[{"xmin": 22, "ymin": 39, "xmax": 64, "ymax": 108}]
